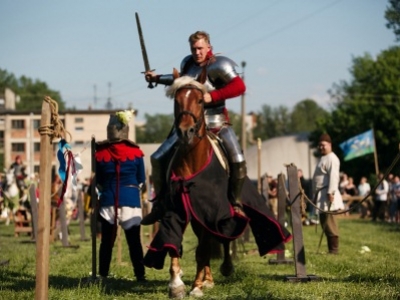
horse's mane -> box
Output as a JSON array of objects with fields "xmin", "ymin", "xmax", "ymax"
[{"xmin": 165, "ymin": 76, "xmax": 207, "ymax": 99}]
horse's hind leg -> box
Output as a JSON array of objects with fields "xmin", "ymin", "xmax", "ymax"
[
  {"xmin": 220, "ymin": 241, "xmax": 234, "ymax": 276},
  {"xmin": 169, "ymin": 257, "xmax": 186, "ymax": 299}
]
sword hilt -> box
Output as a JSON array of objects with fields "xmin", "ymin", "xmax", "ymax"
[{"xmin": 142, "ymin": 69, "xmax": 156, "ymax": 89}]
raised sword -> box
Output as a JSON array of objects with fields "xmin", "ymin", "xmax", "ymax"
[{"xmin": 135, "ymin": 12, "xmax": 155, "ymax": 89}]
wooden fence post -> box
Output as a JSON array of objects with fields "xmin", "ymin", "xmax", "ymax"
[
  {"xmin": 269, "ymin": 173, "xmax": 293, "ymax": 265},
  {"xmin": 35, "ymin": 100, "xmax": 52, "ymax": 300},
  {"xmin": 78, "ymin": 191, "xmax": 88, "ymax": 241},
  {"xmin": 285, "ymin": 164, "xmax": 319, "ymax": 282}
]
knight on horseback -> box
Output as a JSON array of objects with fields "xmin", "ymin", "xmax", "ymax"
[
  {"xmin": 9, "ymin": 155, "xmax": 27, "ymax": 199},
  {"xmin": 143, "ymin": 30, "xmax": 247, "ymax": 225}
]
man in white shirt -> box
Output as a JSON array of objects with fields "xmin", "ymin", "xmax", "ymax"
[
  {"xmin": 372, "ymin": 172, "xmax": 389, "ymax": 222},
  {"xmin": 312, "ymin": 133, "xmax": 344, "ymax": 254},
  {"xmin": 358, "ymin": 176, "xmax": 372, "ymax": 218}
]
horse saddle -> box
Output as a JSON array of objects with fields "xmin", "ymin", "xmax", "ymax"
[{"xmin": 206, "ymin": 131, "xmax": 229, "ymax": 174}]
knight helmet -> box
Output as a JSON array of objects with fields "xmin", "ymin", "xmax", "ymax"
[{"xmin": 107, "ymin": 114, "xmax": 129, "ymax": 141}]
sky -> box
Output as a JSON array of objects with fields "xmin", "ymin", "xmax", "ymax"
[{"xmin": 0, "ymin": 0, "xmax": 396, "ymax": 122}]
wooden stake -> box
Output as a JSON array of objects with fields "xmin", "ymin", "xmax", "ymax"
[{"xmin": 35, "ymin": 100, "xmax": 52, "ymax": 300}]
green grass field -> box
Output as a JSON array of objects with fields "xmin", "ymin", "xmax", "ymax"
[{"xmin": 0, "ymin": 216, "xmax": 399, "ymax": 300}]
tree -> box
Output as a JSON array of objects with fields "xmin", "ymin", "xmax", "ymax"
[
  {"xmin": 252, "ymin": 104, "xmax": 292, "ymax": 140},
  {"xmin": 136, "ymin": 113, "xmax": 174, "ymax": 143},
  {"xmin": 385, "ymin": 0, "xmax": 400, "ymax": 41},
  {"xmin": 290, "ymin": 99, "xmax": 329, "ymax": 133},
  {"xmin": 0, "ymin": 68, "xmax": 65, "ymax": 111},
  {"xmin": 311, "ymin": 46, "xmax": 400, "ymax": 180}
]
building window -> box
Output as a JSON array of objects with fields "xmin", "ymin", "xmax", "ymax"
[
  {"xmin": 33, "ymin": 120, "xmax": 41, "ymax": 129},
  {"xmin": 12, "ymin": 143, "xmax": 25, "ymax": 152},
  {"xmin": 34, "ymin": 142, "xmax": 40, "ymax": 152},
  {"xmin": 75, "ymin": 117, "xmax": 84, "ymax": 123},
  {"xmin": 75, "ymin": 127, "xmax": 84, "ymax": 131},
  {"xmin": 12, "ymin": 120, "xmax": 25, "ymax": 129},
  {"xmin": 75, "ymin": 140, "xmax": 84, "ymax": 145}
]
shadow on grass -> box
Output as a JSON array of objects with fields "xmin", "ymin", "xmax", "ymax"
[
  {"xmin": 0, "ymin": 269, "xmax": 169, "ymax": 295},
  {"xmin": 95, "ymin": 277, "xmax": 169, "ymax": 296},
  {"xmin": 342, "ymin": 273, "xmax": 399, "ymax": 285}
]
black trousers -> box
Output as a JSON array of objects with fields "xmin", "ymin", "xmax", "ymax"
[
  {"xmin": 372, "ymin": 200, "xmax": 387, "ymax": 221},
  {"xmin": 99, "ymin": 216, "xmax": 145, "ymax": 279}
]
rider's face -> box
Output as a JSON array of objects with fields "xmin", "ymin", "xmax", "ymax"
[{"xmin": 190, "ymin": 38, "xmax": 211, "ymax": 64}]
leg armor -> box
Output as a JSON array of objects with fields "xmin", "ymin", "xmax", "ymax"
[{"xmin": 218, "ymin": 126, "xmax": 247, "ymax": 206}]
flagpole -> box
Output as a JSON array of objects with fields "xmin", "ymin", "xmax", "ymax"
[{"xmin": 372, "ymin": 128, "xmax": 379, "ymax": 175}]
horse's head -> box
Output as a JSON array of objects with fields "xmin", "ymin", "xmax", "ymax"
[{"xmin": 166, "ymin": 68, "xmax": 208, "ymax": 145}]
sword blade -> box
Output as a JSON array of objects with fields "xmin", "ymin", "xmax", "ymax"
[{"xmin": 135, "ymin": 12, "xmax": 151, "ymax": 72}]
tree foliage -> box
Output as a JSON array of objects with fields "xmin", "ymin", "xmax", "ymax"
[
  {"xmin": 251, "ymin": 100, "xmax": 327, "ymax": 141},
  {"xmin": 310, "ymin": 46, "xmax": 400, "ymax": 180},
  {"xmin": 385, "ymin": 0, "xmax": 400, "ymax": 41},
  {"xmin": 0, "ymin": 68, "xmax": 65, "ymax": 111},
  {"xmin": 135, "ymin": 113, "xmax": 174, "ymax": 143},
  {"xmin": 290, "ymin": 99, "xmax": 329, "ymax": 133}
]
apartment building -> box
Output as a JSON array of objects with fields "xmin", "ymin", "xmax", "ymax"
[{"xmin": 1, "ymin": 108, "xmax": 137, "ymax": 181}]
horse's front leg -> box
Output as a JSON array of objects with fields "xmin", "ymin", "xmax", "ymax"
[
  {"xmin": 220, "ymin": 241, "xmax": 234, "ymax": 276},
  {"xmin": 190, "ymin": 234, "xmax": 214, "ymax": 297},
  {"xmin": 169, "ymin": 256, "xmax": 185, "ymax": 299}
]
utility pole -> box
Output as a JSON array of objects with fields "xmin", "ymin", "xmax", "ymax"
[
  {"xmin": 241, "ymin": 61, "xmax": 246, "ymax": 157},
  {"xmin": 93, "ymin": 84, "xmax": 97, "ymax": 109},
  {"xmin": 106, "ymin": 82, "xmax": 112, "ymax": 110}
]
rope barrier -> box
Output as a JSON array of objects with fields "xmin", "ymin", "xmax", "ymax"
[
  {"xmin": 38, "ymin": 96, "xmax": 71, "ymax": 142},
  {"xmin": 284, "ymin": 148, "xmax": 400, "ymax": 216}
]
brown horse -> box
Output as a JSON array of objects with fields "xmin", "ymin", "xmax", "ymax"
[
  {"xmin": 169, "ymin": 69, "xmax": 239, "ymax": 297},
  {"xmin": 143, "ymin": 69, "xmax": 292, "ymax": 298}
]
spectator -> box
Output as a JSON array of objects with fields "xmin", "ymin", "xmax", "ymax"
[
  {"xmin": 312, "ymin": 133, "xmax": 344, "ymax": 254},
  {"xmin": 9, "ymin": 155, "xmax": 27, "ymax": 198},
  {"xmin": 339, "ymin": 173, "xmax": 349, "ymax": 195},
  {"xmin": 267, "ymin": 175, "xmax": 278, "ymax": 219},
  {"xmin": 358, "ymin": 176, "xmax": 372, "ymax": 218},
  {"xmin": 388, "ymin": 175, "xmax": 400, "ymax": 223},
  {"xmin": 344, "ymin": 177, "xmax": 358, "ymax": 196},
  {"xmin": 372, "ymin": 173, "xmax": 389, "ymax": 222}
]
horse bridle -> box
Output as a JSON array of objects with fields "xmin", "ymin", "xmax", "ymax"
[{"xmin": 174, "ymin": 85, "xmax": 205, "ymax": 140}]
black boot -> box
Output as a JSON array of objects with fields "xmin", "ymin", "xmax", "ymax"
[{"xmin": 327, "ymin": 236, "xmax": 339, "ymax": 254}]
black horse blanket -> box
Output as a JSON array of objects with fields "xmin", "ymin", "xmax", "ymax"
[{"xmin": 143, "ymin": 149, "xmax": 292, "ymax": 269}]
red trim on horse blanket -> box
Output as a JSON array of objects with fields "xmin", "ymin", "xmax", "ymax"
[
  {"xmin": 144, "ymin": 150, "xmax": 248, "ymax": 269},
  {"xmin": 241, "ymin": 177, "xmax": 292, "ymax": 255},
  {"xmin": 143, "ymin": 149, "xmax": 292, "ymax": 270}
]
